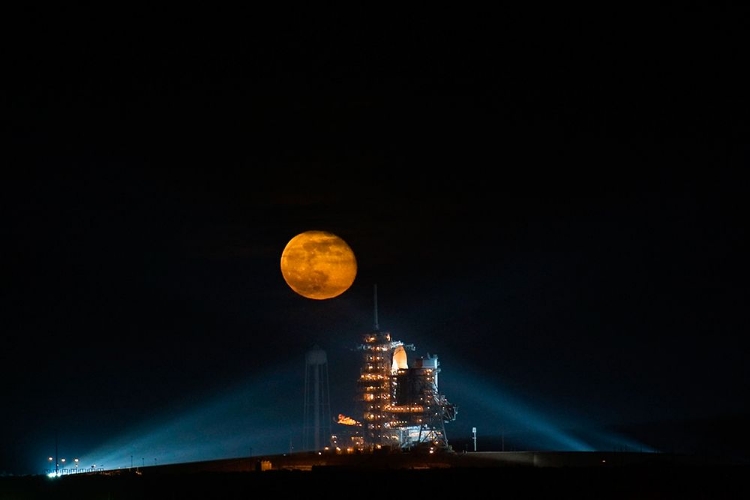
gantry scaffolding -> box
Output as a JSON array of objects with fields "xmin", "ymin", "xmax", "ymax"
[{"xmin": 356, "ymin": 330, "xmax": 457, "ymax": 452}]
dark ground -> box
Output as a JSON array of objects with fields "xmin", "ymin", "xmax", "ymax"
[
  {"xmin": 3, "ymin": 448, "xmax": 749, "ymax": 499},
  {"xmin": 2, "ymin": 465, "xmax": 749, "ymax": 499}
]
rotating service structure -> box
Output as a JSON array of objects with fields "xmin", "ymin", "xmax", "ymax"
[{"xmin": 355, "ymin": 330, "xmax": 457, "ymax": 452}]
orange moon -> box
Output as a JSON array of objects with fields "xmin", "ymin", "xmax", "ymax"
[{"xmin": 280, "ymin": 230, "xmax": 357, "ymax": 300}]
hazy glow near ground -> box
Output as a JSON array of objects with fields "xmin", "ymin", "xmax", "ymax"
[
  {"xmin": 442, "ymin": 372, "xmax": 656, "ymax": 453},
  {"xmin": 42, "ymin": 356, "xmax": 654, "ymax": 474},
  {"xmin": 67, "ymin": 361, "xmax": 304, "ymax": 472}
]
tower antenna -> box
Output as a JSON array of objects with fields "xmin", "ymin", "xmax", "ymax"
[{"xmin": 373, "ymin": 284, "xmax": 379, "ymax": 331}]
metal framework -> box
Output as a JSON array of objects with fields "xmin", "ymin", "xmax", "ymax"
[{"xmin": 356, "ymin": 330, "xmax": 457, "ymax": 451}]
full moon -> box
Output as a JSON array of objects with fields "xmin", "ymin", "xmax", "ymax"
[{"xmin": 280, "ymin": 230, "xmax": 357, "ymax": 300}]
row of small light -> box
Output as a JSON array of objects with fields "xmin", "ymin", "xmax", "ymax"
[{"xmin": 47, "ymin": 457, "xmax": 94, "ymax": 476}]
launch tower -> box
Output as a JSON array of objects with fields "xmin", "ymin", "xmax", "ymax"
[{"xmin": 356, "ymin": 331, "xmax": 456, "ymax": 451}]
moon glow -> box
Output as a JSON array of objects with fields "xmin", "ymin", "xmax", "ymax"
[{"xmin": 280, "ymin": 230, "xmax": 357, "ymax": 300}]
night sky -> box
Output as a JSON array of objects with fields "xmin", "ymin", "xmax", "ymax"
[{"xmin": 4, "ymin": 6, "xmax": 749, "ymax": 475}]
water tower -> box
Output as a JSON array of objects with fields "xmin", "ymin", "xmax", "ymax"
[{"xmin": 302, "ymin": 345, "xmax": 332, "ymax": 451}]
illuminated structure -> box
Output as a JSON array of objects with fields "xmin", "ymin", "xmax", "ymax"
[
  {"xmin": 302, "ymin": 345, "xmax": 332, "ymax": 452},
  {"xmin": 355, "ymin": 330, "xmax": 457, "ymax": 451},
  {"xmin": 325, "ymin": 286, "xmax": 457, "ymax": 454}
]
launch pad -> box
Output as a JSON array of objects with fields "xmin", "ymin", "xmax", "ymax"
[{"xmin": 340, "ymin": 330, "xmax": 457, "ymax": 453}]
